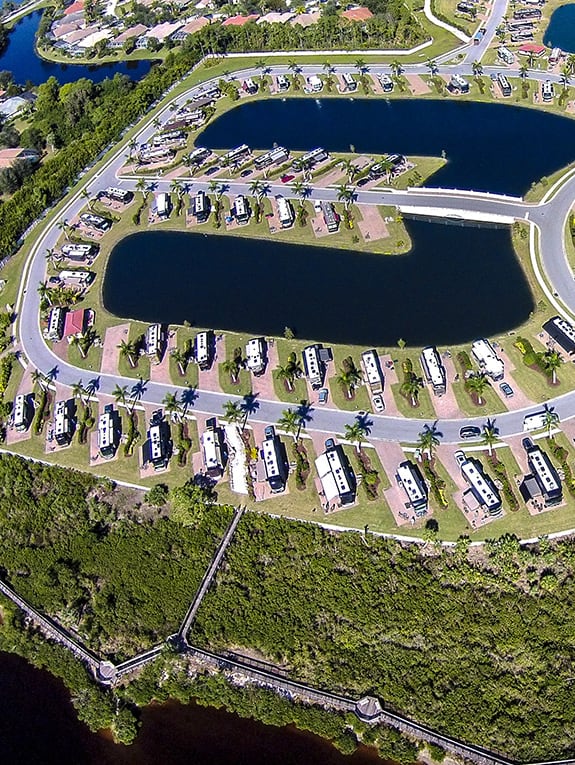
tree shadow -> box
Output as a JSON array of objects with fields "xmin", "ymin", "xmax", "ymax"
[
  {"xmin": 181, "ymin": 386, "xmax": 198, "ymax": 412},
  {"xmin": 355, "ymin": 411, "xmax": 373, "ymax": 435}
]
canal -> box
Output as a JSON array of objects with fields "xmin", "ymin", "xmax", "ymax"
[
  {"xmin": 198, "ymin": 97, "xmax": 575, "ymax": 196},
  {"xmin": 1, "ymin": 10, "xmax": 151, "ymax": 85},
  {"xmin": 0, "ymin": 652, "xmax": 388, "ymax": 765},
  {"xmin": 103, "ymin": 220, "xmax": 533, "ymax": 347}
]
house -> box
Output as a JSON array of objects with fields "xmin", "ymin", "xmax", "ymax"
[
  {"xmin": 64, "ymin": 0, "xmax": 84, "ymax": 15},
  {"xmin": 98, "ymin": 404, "xmax": 120, "ymax": 458},
  {"xmin": 46, "ymin": 306, "xmax": 67, "ymax": 341},
  {"xmin": 396, "ymin": 461, "xmax": 428, "ymax": 517},
  {"xmin": 145, "ymin": 323, "xmax": 166, "ymax": 363},
  {"xmin": 245, "ymin": 337, "xmax": 267, "ymax": 375},
  {"xmin": 520, "ymin": 443, "xmax": 562, "ymax": 507},
  {"xmin": 0, "ymin": 148, "xmax": 39, "ymax": 170},
  {"xmin": 194, "ymin": 330, "xmax": 213, "ymax": 369},
  {"xmin": 290, "ymin": 12, "xmax": 320, "ymax": 27},
  {"xmin": 0, "ymin": 95, "xmax": 34, "ymax": 119},
  {"xmin": 518, "ymin": 43, "xmax": 546, "ymax": 57},
  {"xmin": 260, "ymin": 426, "xmax": 289, "ymax": 492},
  {"xmin": 54, "ymin": 400, "xmax": 73, "ymax": 446},
  {"xmin": 170, "ymin": 17, "xmax": 211, "ymax": 41},
  {"xmin": 109, "ymin": 24, "xmax": 148, "ymax": 48},
  {"xmin": 302, "ymin": 344, "xmax": 325, "ymax": 389},
  {"xmin": 420, "ymin": 346, "xmax": 446, "ymax": 396},
  {"xmin": 315, "ymin": 441, "xmax": 356, "ymax": 507},
  {"xmin": 341, "ymin": 6, "xmax": 373, "ymax": 21},
  {"xmin": 458, "ymin": 452, "xmax": 502, "ymax": 515},
  {"xmin": 145, "ymin": 410, "xmax": 171, "ymax": 469},
  {"xmin": 257, "ymin": 11, "xmax": 294, "ymax": 24},
  {"xmin": 542, "ymin": 316, "xmax": 575, "ymax": 356},
  {"xmin": 13, "ymin": 394, "xmax": 31, "ymax": 432},
  {"xmin": 76, "ymin": 29, "xmax": 113, "ymax": 50},
  {"xmin": 222, "ymin": 14, "xmax": 260, "ymax": 26},
  {"xmin": 63, "ymin": 308, "xmax": 89, "ymax": 339},
  {"xmin": 201, "ymin": 418, "xmax": 227, "ymax": 476},
  {"xmin": 144, "ymin": 21, "xmax": 184, "ymax": 45},
  {"xmin": 361, "ymin": 349, "xmax": 384, "ymax": 394},
  {"xmin": 471, "ymin": 339, "xmax": 504, "ymax": 380},
  {"xmin": 276, "ymin": 197, "xmax": 294, "ymax": 228}
]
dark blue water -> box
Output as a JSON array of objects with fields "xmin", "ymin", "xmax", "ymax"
[
  {"xmin": 198, "ymin": 98, "xmax": 575, "ymax": 195},
  {"xmin": 103, "ymin": 222, "xmax": 533, "ymax": 346},
  {"xmin": 544, "ymin": 4, "xmax": 575, "ymax": 52},
  {"xmin": 2, "ymin": 11, "xmax": 151, "ymax": 85}
]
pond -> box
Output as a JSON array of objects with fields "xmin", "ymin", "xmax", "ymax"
[
  {"xmin": 0, "ymin": 652, "xmax": 388, "ymax": 765},
  {"xmin": 1, "ymin": 10, "xmax": 151, "ymax": 85},
  {"xmin": 544, "ymin": 4, "xmax": 575, "ymax": 53},
  {"xmin": 198, "ymin": 97, "xmax": 575, "ymax": 196},
  {"xmin": 103, "ymin": 221, "xmax": 533, "ymax": 347}
]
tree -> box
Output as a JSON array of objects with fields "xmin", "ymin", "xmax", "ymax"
[
  {"xmin": 81, "ymin": 188, "xmax": 93, "ymax": 210},
  {"xmin": 31, "ymin": 368, "xmax": 48, "ymax": 390},
  {"xmin": 542, "ymin": 348, "xmax": 563, "ymax": 384},
  {"xmin": 380, "ymin": 156, "xmax": 395, "ymax": 184},
  {"xmin": 71, "ymin": 379, "xmax": 88, "ymax": 406},
  {"xmin": 466, "ymin": 372, "xmax": 489, "ymax": 405},
  {"xmin": 355, "ymin": 59, "xmax": 367, "ymax": 75},
  {"xmin": 135, "ymin": 177, "xmax": 148, "ymax": 200},
  {"xmin": 417, "ymin": 423, "xmax": 441, "ymax": 459},
  {"xmin": 519, "ymin": 63, "xmax": 529, "ymax": 80},
  {"xmin": 112, "ymin": 384, "xmax": 128, "ymax": 407},
  {"xmin": 171, "ymin": 348, "xmax": 187, "ymax": 376},
  {"xmin": 222, "ymin": 357, "xmax": 241, "ymax": 384},
  {"xmin": 482, "ymin": 419, "xmax": 499, "ymax": 457},
  {"xmin": 37, "ymin": 281, "xmax": 53, "ymax": 307},
  {"xmin": 169, "ymin": 480, "xmax": 217, "ymax": 526},
  {"xmin": 426, "ymin": 59, "xmax": 438, "ymax": 76},
  {"xmin": 336, "ymin": 357, "xmax": 362, "ymax": 398},
  {"xmin": 344, "ymin": 420, "xmax": 368, "ymax": 451},
  {"xmin": 340, "ymin": 158, "xmax": 357, "ymax": 184},
  {"xmin": 163, "ymin": 391, "xmax": 183, "ymax": 421},
  {"xmin": 401, "ymin": 374, "xmax": 424, "ymax": 406},
  {"xmin": 560, "ymin": 67, "xmax": 571, "ymax": 91},
  {"xmin": 336, "ymin": 184, "xmax": 354, "ymax": 210},
  {"xmin": 275, "ymin": 352, "xmax": 302, "ymax": 392},
  {"xmin": 472, "ymin": 60, "xmax": 483, "ymax": 77},
  {"xmin": 117, "ymin": 339, "xmax": 137, "ymax": 368},
  {"xmin": 322, "ymin": 61, "xmax": 333, "ymax": 74},
  {"xmin": 290, "ymin": 180, "xmax": 308, "ymax": 205},
  {"xmin": 277, "ymin": 407, "xmax": 300, "ymax": 440},
  {"xmin": 57, "ymin": 219, "xmax": 70, "ymax": 241},
  {"xmin": 223, "ymin": 399, "xmax": 243, "ymax": 423},
  {"xmin": 391, "ymin": 60, "xmax": 402, "ymax": 77},
  {"xmin": 543, "ymin": 406, "xmax": 559, "ymax": 438}
]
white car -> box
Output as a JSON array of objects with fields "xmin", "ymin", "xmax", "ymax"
[{"xmin": 372, "ymin": 394, "xmax": 385, "ymax": 413}]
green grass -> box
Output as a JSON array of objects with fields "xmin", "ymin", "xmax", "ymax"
[
  {"xmin": 117, "ymin": 321, "xmax": 151, "ymax": 381},
  {"xmin": 272, "ymin": 339, "xmax": 309, "ymax": 404},
  {"xmin": 451, "ymin": 379, "xmax": 506, "ymax": 417},
  {"xmin": 391, "ymin": 382, "xmax": 436, "ymax": 420}
]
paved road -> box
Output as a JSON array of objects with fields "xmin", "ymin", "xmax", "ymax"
[{"xmin": 17, "ymin": 28, "xmax": 575, "ymax": 445}]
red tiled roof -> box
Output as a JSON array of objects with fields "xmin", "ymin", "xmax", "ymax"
[
  {"xmin": 64, "ymin": 1, "xmax": 84, "ymax": 15},
  {"xmin": 342, "ymin": 7, "xmax": 373, "ymax": 21},
  {"xmin": 518, "ymin": 43, "xmax": 546, "ymax": 55},
  {"xmin": 222, "ymin": 13, "xmax": 259, "ymax": 26},
  {"xmin": 63, "ymin": 309, "xmax": 86, "ymax": 337}
]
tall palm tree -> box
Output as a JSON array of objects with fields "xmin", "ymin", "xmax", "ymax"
[
  {"xmin": 390, "ymin": 60, "xmax": 402, "ymax": 77},
  {"xmin": 31, "ymin": 368, "xmax": 48, "ymax": 390},
  {"xmin": 288, "ymin": 60, "xmax": 300, "ymax": 76},
  {"xmin": 135, "ymin": 177, "xmax": 148, "ymax": 201},
  {"xmin": 117, "ymin": 339, "xmax": 137, "ymax": 368},
  {"xmin": 425, "ymin": 59, "xmax": 438, "ymax": 76},
  {"xmin": 290, "ymin": 179, "xmax": 308, "ymax": 204},
  {"xmin": 482, "ymin": 419, "xmax": 499, "ymax": 457},
  {"xmin": 354, "ymin": 59, "xmax": 367, "ymax": 75},
  {"xmin": 519, "ymin": 63, "xmax": 529, "ymax": 80},
  {"xmin": 568, "ymin": 53, "xmax": 575, "ymax": 76},
  {"xmin": 37, "ymin": 281, "xmax": 53, "ymax": 307},
  {"xmin": 80, "ymin": 188, "xmax": 93, "ymax": 210},
  {"xmin": 344, "ymin": 420, "xmax": 368, "ymax": 452},
  {"xmin": 471, "ymin": 60, "xmax": 483, "ymax": 77},
  {"xmin": 223, "ymin": 399, "xmax": 243, "ymax": 423},
  {"xmin": 222, "ymin": 357, "xmax": 240, "ymax": 384},
  {"xmin": 417, "ymin": 423, "xmax": 441, "ymax": 459},
  {"xmin": 171, "ymin": 348, "xmax": 187, "ymax": 376},
  {"xmin": 560, "ymin": 67, "xmax": 571, "ymax": 91},
  {"xmin": 380, "ymin": 156, "xmax": 395, "ymax": 184},
  {"xmin": 57, "ymin": 219, "xmax": 70, "ymax": 242},
  {"xmin": 542, "ymin": 348, "xmax": 563, "ymax": 384},
  {"xmin": 466, "ymin": 372, "xmax": 489, "ymax": 405},
  {"xmin": 543, "ymin": 406, "xmax": 559, "ymax": 438},
  {"xmin": 336, "ymin": 184, "xmax": 355, "ymax": 210},
  {"xmin": 340, "ymin": 158, "xmax": 357, "ymax": 184},
  {"xmin": 112, "ymin": 384, "xmax": 128, "ymax": 407},
  {"xmin": 249, "ymin": 178, "xmax": 264, "ymax": 201},
  {"xmin": 277, "ymin": 407, "xmax": 300, "ymax": 441},
  {"xmin": 170, "ymin": 179, "xmax": 183, "ymax": 198},
  {"xmin": 163, "ymin": 391, "xmax": 182, "ymax": 421},
  {"xmin": 128, "ymin": 137, "xmax": 138, "ymax": 158},
  {"xmin": 322, "ymin": 61, "xmax": 333, "ymax": 75},
  {"xmin": 336, "ymin": 362, "xmax": 362, "ymax": 399},
  {"xmin": 401, "ymin": 374, "xmax": 424, "ymax": 407},
  {"xmin": 71, "ymin": 379, "xmax": 87, "ymax": 406}
]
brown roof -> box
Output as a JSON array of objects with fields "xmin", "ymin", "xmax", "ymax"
[
  {"xmin": 181, "ymin": 17, "xmax": 211, "ymax": 34},
  {"xmin": 222, "ymin": 13, "xmax": 259, "ymax": 26},
  {"xmin": 342, "ymin": 6, "xmax": 373, "ymax": 21},
  {"xmin": 0, "ymin": 148, "xmax": 39, "ymax": 169},
  {"xmin": 64, "ymin": 0, "xmax": 84, "ymax": 15},
  {"xmin": 290, "ymin": 11, "xmax": 320, "ymax": 27},
  {"xmin": 114, "ymin": 24, "xmax": 148, "ymax": 43}
]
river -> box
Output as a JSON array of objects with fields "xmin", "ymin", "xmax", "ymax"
[
  {"xmin": 0, "ymin": 652, "xmax": 387, "ymax": 765},
  {"xmin": 1, "ymin": 10, "xmax": 151, "ymax": 85}
]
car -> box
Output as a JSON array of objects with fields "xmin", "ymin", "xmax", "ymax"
[
  {"xmin": 264, "ymin": 425, "xmax": 275, "ymax": 439},
  {"xmin": 459, "ymin": 425, "xmax": 481, "ymax": 440},
  {"xmin": 522, "ymin": 437, "xmax": 534, "ymax": 451},
  {"xmin": 205, "ymin": 165, "xmax": 220, "ymax": 176},
  {"xmin": 240, "ymin": 168, "xmax": 252, "ymax": 178},
  {"xmin": 357, "ymin": 178, "xmax": 369, "ymax": 187},
  {"xmin": 454, "ymin": 450, "xmax": 467, "ymax": 468},
  {"xmin": 372, "ymin": 394, "xmax": 385, "ymax": 413},
  {"xmin": 318, "ymin": 388, "xmax": 328, "ymax": 404},
  {"xmin": 280, "ymin": 174, "xmax": 295, "ymax": 183},
  {"xmin": 499, "ymin": 382, "xmax": 514, "ymax": 398},
  {"xmin": 325, "ymin": 437, "xmax": 335, "ymax": 449}
]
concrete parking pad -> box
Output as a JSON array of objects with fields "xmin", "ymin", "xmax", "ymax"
[
  {"xmin": 406, "ymin": 75, "xmax": 430, "ymax": 95},
  {"xmin": 356, "ymin": 205, "xmax": 389, "ymax": 243},
  {"xmin": 101, "ymin": 323, "xmax": 130, "ymax": 376}
]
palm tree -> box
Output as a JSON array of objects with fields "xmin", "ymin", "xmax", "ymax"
[
  {"xmin": 117, "ymin": 339, "xmax": 137, "ymax": 368},
  {"xmin": 466, "ymin": 372, "xmax": 489, "ymax": 405},
  {"xmin": 340, "ymin": 158, "xmax": 357, "ymax": 184},
  {"xmin": 171, "ymin": 348, "xmax": 187, "ymax": 376},
  {"xmin": 128, "ymin": 137, "xmax": 138, "ymax": 158},
  {"xmin": 336, "ymin": 363, "xmax": 361, "ymax": 399},
  {"xmin": 355, "ymin": 58, "xmax": 367, "ymax": 75},
  {"xmin": 288, "ymin": 60, "xmax": 300, "ymax": 76},
  {"xmin": 163, "ymin": 391, "xmax": 182, "ymax": 421},
  {"xmin": 37, "ymin": 281, "xmax": 53, "ymax": 307},
  {"xmin": 135, "ymin": 177, "xmax": 148, "ymax": 201},
  {"xmin": 80, "ymin": 188, "xmax": 93, "ymax": 210},
  {"xmin": 401, "ymin": 374, "xmax": 424, "ymax": 407},
  {"xmin": 417, "ymin": 423, "xmax": 441, "ymax": 459},
  {"xmin": 223, "ymin": 399, "xmax": 243, "ymax": 423},
  {"xmin": 222, "ymin": 357, "xmax": 240, "ymax": 384},
  {"xmin": 543, "ymin": 406, "xmax": 559, "ymax": 438},
  {"xmin": 390, "ymin": 60, "xmax": 402, "ymax": 77},
  {"xmin": 322, "ymin": 61, "xmax": 333, "ymax": 75},
  {"xmin": 249, "ymin": 178, "xmax": 264, "ymax": 201},
  {"xmin": 31, "ymin": 368, "xmax": 48, "ymax": 390},
  {"xmin": 336, "ymin": 184, "xmax": 354, "ymax": 210},
  {"xmin": 519, "ymin": 63, "xmax": 529, "ymax": 80},
  {"xmin": 290, "ymin": 179, "xmax": 308, "ymax": 204},
  {"xmin": 560, "ymin": 67, "xmax": 571, "ymax": 91},
  {"xmin": 170, "ymin": 179, "xmax": 183, "ymax": 198},
  {"xmin": 542, "ymin": 348, "xmax": 563, "ymax": 384},
  {"xmin": 71, "ymin": 379, "xmax": 88, "ymax": 406},
  {"xmin": 152, "ymin": 116, "xmax": 161, "ymax": 129},
  {"xmin": 568, "ymin": 53, "xmax": 575, "ymax": 75},
  {"xmin": 471, "ymin": 60, "xmax": 483, "ymax": 77},
  {"xmin": 482, "ymin": 419, "xmax": 499, "ymax": 457},
  {"xmin": 112, "ymin": 384, "xmax": 128, "ymax": 407},
  {"xmin": 344, "ymin": 420, "xmax": 368, "ymax": 452},
  {"xmin": 57, "ymin": 219, "xmax": 70, "ymax": 241},
  {"xmin": 275, "ymin": 352, "xmax": 303, "ymax": 392},
  {"xmin": 380, "ymin": 156, "xmax": 395, "ymax": 184},
  {"xmin": 425, "ymin": 59, "xmax": 438, "ymax": 76},
  {"xmin": 277, "ymin": 407, "xmax": 301, "ymax": 441}
]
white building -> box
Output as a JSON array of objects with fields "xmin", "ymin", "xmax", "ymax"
[
  {"xmin": 420, "ymin": 346, "xmax": 446, "ymax": 396},
  {"xmin": 460, "ymin": 454, "xmax": 502, "ymax": 514},
  {"xmin": 361, "ymin": 350, "xmax": 384, "ymax": 394},
  {"xmin": 471, "ymin": 339, "xmax": 504, "ymax": 381},
  {"xmin": 302, "ymin": 344, "xmax": 324, "ymax": 389},
  {"xmin": 245, "ymin": 337, "xmax": 266, "ymax": 375},
  {"xmin": 276, "ymin": 197, "xmax": 294, "ymax": 228},
  {"xmin": 396, "ymin": 461, "xmax": 428, "ymax": 516},
  {"xmin": 315, "ymin": 443, "xmax": 356, "ymax": 507}
]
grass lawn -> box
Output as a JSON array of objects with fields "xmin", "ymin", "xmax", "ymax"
[
  {"xmin": 430, "ymin": 0, "xmax": 479, "ymax": 36},
  {"xmin": 272, "ymin": 338, "xmax": 310, "ymax": 404},
  {"xmin": 502, "ymin": 334, "xmax": 575, "ymax": 404},
  {"xmin": 117, "ymin": 322, "xmax": 151, "ymax": 381},
  {"xmin": 451, "ymin": 378, "xmax": 505, "ymax": 417},
  {"xmin": 391, "ymin": 382, "xmax": 436, "ymax": 421}
]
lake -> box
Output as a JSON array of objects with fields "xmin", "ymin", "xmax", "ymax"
[
  {"xmin": 544, "ymin": 4, "xmax": 575, "ymax": 52},
  {"xmin": 0, "ymin": 651, "xmax": 387, "ymax": 765},
  {"xmin": 103, "ymin": 221, "xmax": 533, "ymax": 347},
  {"xmin": 1, "ymin": 10, "xmax": 151, "ymax": 85},
  {"xmin": 198, "ymin": 97, "xmax": 575, "ymax": 196}
]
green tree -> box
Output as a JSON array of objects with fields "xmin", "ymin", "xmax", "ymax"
[
  {"xmin": 466, "ymin": 372, "xmax": 489, "ymax": 405},
  {"xmin": 542, "ymin": 348, "xmax": 563, "ymax": 384},
  {"xmin": 169, "ymin": 480, "xmax": 217, "ymax": 526},
  {"xmin": 343, "ymin": 420, "xmax": 368, "ymax": 451},
  {"xmin": 482, "ymin": 418, "xmax": 499, "ymax": 457},
  {"xmin": 417, "ymin": 423, "xmax": 441, "ymax": 459},
  {"xmin": 223, "ymin": 399, "xmax": 243, "ymax": 423}
]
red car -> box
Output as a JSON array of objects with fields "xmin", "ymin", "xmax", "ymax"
[{"xmin": 280, "ymin": 174, "xmax": 295, "ymax": 183}]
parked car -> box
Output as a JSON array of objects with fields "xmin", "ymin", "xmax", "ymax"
[
  {"xmin": 264, "ymin": 425, "xmax": 275, "ymax": 439},
  {"xmin": 522, "ymin": 437, "xmax": 534, "ymax": 451},
  {"xmin": 372, "ymin": 394, "xmax": 385, "ymax": 413},
  {"xmin": 357, "ymin": 178, "xmax": 369, "ymax": 187},
  {"xmin": 459, "ymin": 425, "xmax": 481, "ymax": 440},
  {"xmin": 205, "ymin": 165, "xmax": 220, "ymax": 176},
  {"xmin": 454, "ymin": 450, "xmax": 467, "ymax": 467},
  {"xmin": 318, "ymin": 388, "xmax": 328, "ymax": 404},
  {"xmin": 499, "ymin": 382, "xmax": 514, "ymax": 398},
  {"xmin": 240, "ymin": 168, "xmax": 252, "ymax": 178},
  {"xmin": 280, "ymin": 174, "xmax": 295, "ymax": 183}
]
